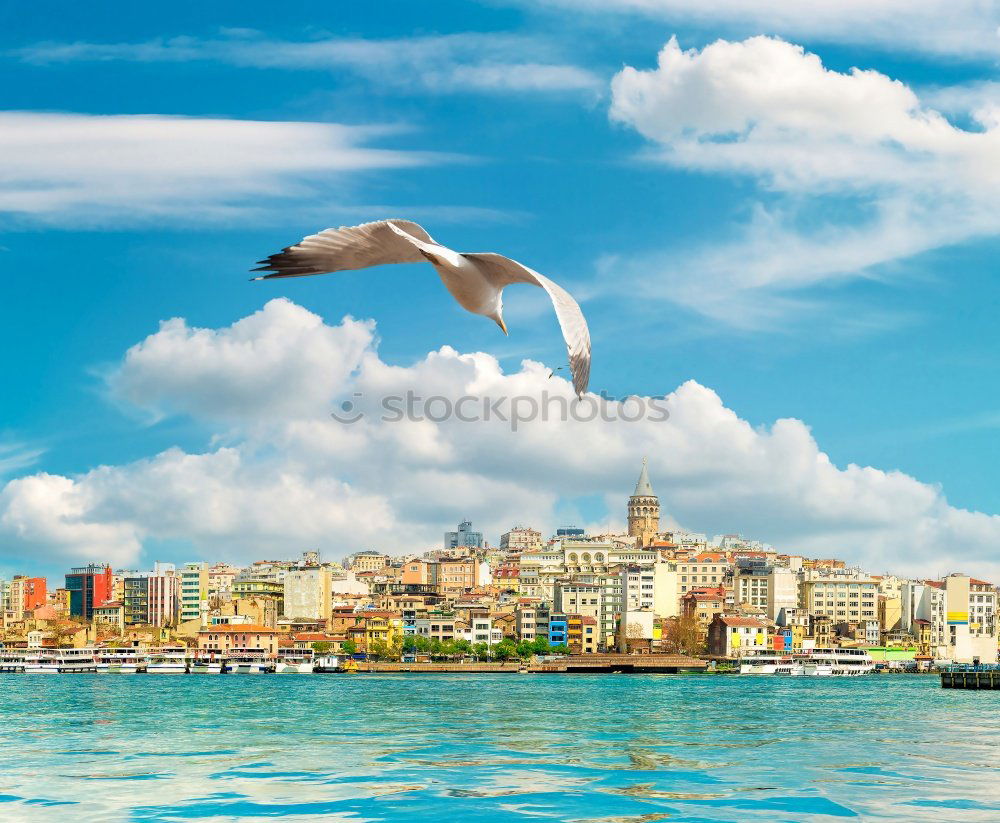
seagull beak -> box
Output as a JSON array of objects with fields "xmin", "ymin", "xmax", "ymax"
[{"xmin": 497, "ymin": 317, "xmax": 508, "ymax": 335}]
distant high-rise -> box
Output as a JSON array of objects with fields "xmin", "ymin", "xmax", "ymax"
[
  {"xmin": 445, "ymin": 519, "xmax": 483, "ymax": 551},
  {"xmin": 627, "ymin": 458, "xmax": 660, "ymax": 548}
]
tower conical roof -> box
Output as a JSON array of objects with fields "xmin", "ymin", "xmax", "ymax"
[{"xmin": 632, "ymin": 458, "xmax": 655, "ymax": 497}]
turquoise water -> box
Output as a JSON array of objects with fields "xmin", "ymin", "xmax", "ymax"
[{"xmin": 1, "ymin": 674, "xmax": 998, "ymax": 822}]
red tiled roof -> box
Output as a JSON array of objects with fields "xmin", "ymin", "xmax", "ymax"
[
  {"xmin": 199, "ymin": 624, "xmax": 277, "ymax": 633},
  {"xmin": 719, "ymin": 616, "xmax": 767, "ymax": 627}
]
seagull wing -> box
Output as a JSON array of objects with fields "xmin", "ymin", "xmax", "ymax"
[
  {"xmin": 252, "ymin": 219, "xmax": 436, "ymax": 279},
  {"xmin": 463, "ymin": 252, "xmax": 591, "ymax": 396}
]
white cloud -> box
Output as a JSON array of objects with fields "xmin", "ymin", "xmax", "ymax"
[
  {"xmin": 110, "ymin": 299, "xmax": 376, "ymax": 422},
  {"xmin": 528, "ymin": 0, "xmax": 1000, "ymax": 59},
  {"xmin": 604, "ymin": 36, "xmax": 1000, "ymax": 327},
  {"xmin": 2, "ymin": 299, "xmax": 999, "ymax": 579},
  {"xmin": 15, "ymin": 31, "xmax": 602, "ymax": 95},
  {"xmin": 0, "ymin": 112, "xmax": 435, "ymax": 226},
  {"xmin": 611, "ymin": 36, "xmax": 1000, "ymax": 192}
]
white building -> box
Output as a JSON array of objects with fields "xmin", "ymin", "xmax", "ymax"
[{"xmin": 283, "ymin": 567, "xmax": 332, "ymax": 621}]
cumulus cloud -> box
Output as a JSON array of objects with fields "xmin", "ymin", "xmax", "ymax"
[
  {"xmin": 604, "ymin": 36, "xmax": 1000, "ymax": 328},
  {"xmin": 110, "ymin": 299, "xmax": 376, "ymax": 422},
  {"xmin": 527, "ymin": 0, "xmax": 1000, "ymax": 59},
  {"xmin": 0, "ymin": 112, "xmax": 437, "ymax": 226},
  {"xmin": 15, "ymin": 31, "xmax": 601, "ymax": 95},
  {"xmin": 2, "ymin": 300, "xmax": 999, "ymax": 579}
]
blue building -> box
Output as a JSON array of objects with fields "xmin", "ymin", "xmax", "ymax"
[
  {"xmin": 549, "ymin": 614, "xmax": 568, "ymax": 647},
  {"xmin": 444, "ymin": 519, "xmax": 483, "ymax": 551}
]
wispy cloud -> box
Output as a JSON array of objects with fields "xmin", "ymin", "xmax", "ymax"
[
  {"xmin": 0, "ymin": 441, "xmax": 43, "ymax": 477},
  {"xmin": 14, "ymin": 30, "xmax": 602, "ymax": 96},
  {"xmin": 523, "ymin": 0, "xmax": 1000, "ymax": 59},
  {"xmin": 0, "ymin": 112, "xmax": 449, "ymax": 227}
]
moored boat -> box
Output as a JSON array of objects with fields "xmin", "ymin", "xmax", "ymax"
[
  {"xmin": 189, "ymin": 651, "xmax": 223, "ymax": 674},
  {"xmin": 147, "ymin": 646, "xmax": 189, "ymax": 674},
  {"xmin": 95, "ymin": 648, "xmax": 146, "ymax": 673},
  {"xmin": 225, "ymin": 647, "xmax": 274, "ymax": 674},
  {"xmin": 275, "ymin": 648, "xmax": 315, "ymax": 674}
]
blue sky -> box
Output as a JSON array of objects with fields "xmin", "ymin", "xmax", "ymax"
[{"xmin": 2, "ymin": 1, "xmax": 1000, "ymax": 580}]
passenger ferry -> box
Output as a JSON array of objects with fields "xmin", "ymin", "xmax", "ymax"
[
  {"xmin": 275, "ymin": 648, "xmax": 315, "ymax": 674},
  {"xmin": 740, "ymin": 647, "xmax": 874, "ymax": 676},
  {"xmin": 24, "ymin": 648, "xmax": 99, "ymax": 673},
  {"xmin": 95, "ymin": 648, "xmax": 146, "ymax": 674},
  {"xmin": 189, "ymin": 651, "xmax": 223, "ymax": 674},
  {"xmin": 225, "ymin": 647, "xmax": 275, "ymax": 674},
  {"xmin": 0, "ymin": 649, "xmax": 26, "ymax": 672},
  {"xmin": 146, "ymin": 646, "xmax": 189, "ymax": 674}
]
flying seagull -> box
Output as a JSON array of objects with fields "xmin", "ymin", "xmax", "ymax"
[{"xmin": 251, "ymin": 219, "xmax": 591, "ymax": 395}]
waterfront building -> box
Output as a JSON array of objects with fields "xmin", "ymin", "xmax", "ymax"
[
  {"xmin": 617, "ymin": 606, "xmax": 660, "ymax": 653},
  {"xmin": 900, "ymin": 579, "xmax": 947, "ymax": 654},
  {"xmin": 444, "ymin": 519, "xmax": 483, "ymax": 551},
  {"xmin": 283, "ymin": 566, "xmax": 332, "ymax": 621},
  {"xmin": 548, "ymin": 613, "xmax": 568, "ymax": 646},
  {"xmin": 941, "ymin": 574, "xmax": 998, "ymax": 663},
  {"xmin": 627, "ymin": 458, "xmax": 660, "ymax": 548},
  {"xmin": 65, "ymin": 564, "xmax": 113, "ymax": 620},
  {"xmin": 180, "ymin": 562, "xmax": 209, "ymax": 625},
  {"xmin": 413, "ymin": 614, "xmax": 457, "ymax": 642},
  {"xmin": 708, "ymin": 614, "xmax": 770, "ymax": 658},
  {"xmin": 677, "ymin": 553, "xmax": 732, "ymax": 605},
  {"xmin": 197, "ymin": 624, "xmax": 280, "ymax": 655}
]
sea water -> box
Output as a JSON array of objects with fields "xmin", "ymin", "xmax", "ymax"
[{"xmin": 0, "ymin": 673, "xmax": 997, "ymax": 821}]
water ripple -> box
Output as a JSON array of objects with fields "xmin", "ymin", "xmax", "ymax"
[{"xmin": 0, "ymin": 674, "xmax": 996, "ymax": 821}]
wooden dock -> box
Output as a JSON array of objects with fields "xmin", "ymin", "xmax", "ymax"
[
  {"xmin": 531, "ymin": 653, "xmax": 707, "ymax": 673},
  {"xmin": 941, "ymin": 665, "xmax": 1000, "ymax": 689}
]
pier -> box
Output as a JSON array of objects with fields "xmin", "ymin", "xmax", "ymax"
[
  {"xmin": 940, "ymin": 664, "xmax": 1000, "ymax": 689},
  {"xmin": 357, "ymin": 654, "xmax": 707, "ymax": 674}
]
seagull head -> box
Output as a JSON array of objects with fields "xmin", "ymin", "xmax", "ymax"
[{"xmin": 489, "ymin": 308, "xmax": 508, "ymax": 335}]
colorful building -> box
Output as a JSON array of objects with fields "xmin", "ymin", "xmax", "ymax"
[{"xmin": 65, "ymin": 564, "xmax": 113, "ymax": 620}]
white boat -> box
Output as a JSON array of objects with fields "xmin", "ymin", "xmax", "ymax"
[
  {"xmin": 95, "ymin": 648, "xmax": 146, "ymax": 673},
  {"xmin": 25, "ymin": 648, "xmax": 98, "ymax": 673},
  {"xmin": 740, "ymin": 647, "xmax": 874, "ymax": 677},
  {"xmin": 147, "ymin": 646, "xmax": 189, "ymax": 674},
  {"xmin": 0, "ymin": 649, "xmax": 26, "ymax": 672},
  {"xmin": 189, "ymin": 652, "xmax": 223, "ymax": 674},
  {"xmin": 739, "ymin": 651, "xmax": 789, "ymax": 674},
  {"xmin": 275, "ymin": 648, "xmax": 315, "ymax": 674},
  {"xmin": 225, "ymin": 647, "xmax": 274, "ymax": 674}
]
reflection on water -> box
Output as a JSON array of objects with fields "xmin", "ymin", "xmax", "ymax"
[{"xmin": 1, "ymin": 674, "xmax": 999, "ymax": 821}]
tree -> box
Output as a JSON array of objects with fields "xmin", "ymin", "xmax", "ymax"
[
  {"xmin": 493, "ymin": 639, "xmax": 517, "ymax": 661},
  {"xmin": 473, "ymin": 642, "xmax": 490, "ymax": 660},
  {"xmin": 663, "ymin": 616, "xmax": 704, "ymax": 655},
  {"xmin": 312, "ymin": 641, "xmax": 331, "ymax": 655},
  {"xmin": 516, "ymin": 640, "xmax": 535, "ymax": 660},
  {"xmin": 341, "ymin": 639, "xmax": 358, "ymax": 657}
]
